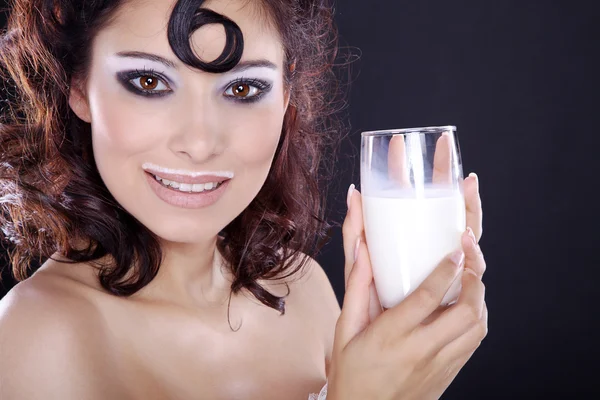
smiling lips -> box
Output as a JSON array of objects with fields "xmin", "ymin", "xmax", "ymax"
[
  {"xmin": 143, "ymin": 162, "xmax": 233, "ymax": 183},
  {"xmin": 149, "ymin": 173, "xmax": 224, "ymax": 193},
  {"xmin": 142, "ymin": 162, "xmax": 233, "ymax": 207},
  {"xmin": 146, "ymin": 170, "xmax": 231, "ymax": 185},
  {"xmin": 145, "ymin": 171, "xmax": 231, "ymax": 208}
]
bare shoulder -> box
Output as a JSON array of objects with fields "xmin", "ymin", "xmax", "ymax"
[
  {"xmin": 286, "ymin": 253, "xmax": 341, "ymax": 374},
  {"xmin": 264, "ymin": 251, "xmax": 341, "ymax": 317},
  {"xmin": 0, "ymin": 263, "xmax": 119, "ymax": 399},
  {"xmin": 292, "ymin": 253, "xmax": 341, "ymax": 316}
]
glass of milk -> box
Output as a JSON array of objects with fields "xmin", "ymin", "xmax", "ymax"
[{"xmin": 361, "ymin": 126, "xmax": 466, "ymax": 309}]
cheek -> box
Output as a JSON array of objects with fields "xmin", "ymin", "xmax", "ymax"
[
  {"xmin": 88, "ymin": 85, "xmax": 170, "ymax": 181},
  {"xmin": 225, "ymin": 88, "xmax": 287, "ymax": 164},
  {"xmin": 226, "ymin": 105, "xmax": 284, "ymax": 177},
  {"xmin": 89, "ymin": 92, "xmax": 164, "ymax": 154}
]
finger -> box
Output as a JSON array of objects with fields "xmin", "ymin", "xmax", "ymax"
[
  {"xmin": 342, "ymin": 184, "xmax": 364, "ymax": 287},
  {"xmin": 432, "ymin": 131, "xmax": 453, "ymax": 185},
  {"xmin": 334, "ymin": 238, "xmax": 373, "ymax": 353},
  {"xmin": 436, "ymin": 301, "xmax": 488, "ymax": 366},
  {"xmin": 463, "ymin": 227, "xmax": 486, "ymax": 278},
  {"xmin": 420, "ymin": 304, "xmax": 452, "ymax": 326},
  {"xmin": 417, "ymin": 268, "xmax": 486, "ymax": 356},
  {"xmin": 388, "ymin": 134, "xmax": 411, "ymax": 188},
  {"xmin": 464, "ymin": 172, "xmax": 482, "ymax": 241},
  {"xmin": 341, "ymin": 186, "xmax": 384, "ymax": 321},
  {"xmin": 432, "ymin": 301, "xmax": 486, "ymax": 396},
  {"xmin": 348, "ymin": 230, "xmax": 383, "ymax": 323},
  {"xmin": 368, "ymin": 279, "xmax": 384, "ymax": 322},
  {"xmin": 378, "ymin": 250, "xmax": 465, "ymax": 333},
  {"xmin": 435, "ymin": 303, "xmax": 485, "ymax": 390}
]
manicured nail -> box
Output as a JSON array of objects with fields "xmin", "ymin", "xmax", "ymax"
[
  {"xmin": 467, "ymin": 227, "xmax": 477, "ymax": 246},
  {"xmin": 468, "ymin": 172, "xmax": 479, "ymax": 186},
  {"xmin": 354, "ymin": 237, "xmax": 361, "ymax": 262},
  {"xmin": 346, "ymin": 183, "xmax": 355, "ymax": 211},
  {"xmin": 450, "ymin": 250, "xmax": 465, "ymax": 267}
]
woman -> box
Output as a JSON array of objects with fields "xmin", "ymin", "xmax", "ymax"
[{"xmin": 0, "ymin": 0, "xmax": 487, "ymax": 399}]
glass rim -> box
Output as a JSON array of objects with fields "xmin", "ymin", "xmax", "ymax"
[{"xmin": 361, "ymin": 125, "xmax": 457, "ymax": 137}]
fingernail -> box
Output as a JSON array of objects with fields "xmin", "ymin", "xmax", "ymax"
[
  {"xmin": 467, "ymin": 227, "xmax": 477, "ymax": 246},
  {"xmin": 346, "ymin": 183, "xmax": 355, "ymax": 212},
  {"xmin": 465, "ymin": 268, "xmax": 478, "ymax": 277},
  {"xmin": 354, "ymin": 237, "xmax": 361, "ymax": 262},
  {"xmin": 450, "ymin": 250, "xmax": 465, "ymax": 267},
  {"xmin": 469, "ymin": 172, "xmax": 479, "ymax": 186}
]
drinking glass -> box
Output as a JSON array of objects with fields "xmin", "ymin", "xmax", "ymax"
[{"xmin": 360, "ymin": 125, "xmax": 466, "ymax": 309}]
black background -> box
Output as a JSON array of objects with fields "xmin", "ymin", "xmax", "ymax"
[{"xmin": 2, "ymin": 0, "xmax": 598, "ymax": 398}]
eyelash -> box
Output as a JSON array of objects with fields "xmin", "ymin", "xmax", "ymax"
[
  {"xmin": 116, "ymin": 68, "xmax": 273, "ymax": 104},
  {"xmin": 223, "ymin": 77, "xmax": 272, "ymax": 104}
]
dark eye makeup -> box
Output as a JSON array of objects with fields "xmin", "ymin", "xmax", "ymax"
[{"xmin": 115, "ymin": 68, "xmax": 273, "ymax": 104}]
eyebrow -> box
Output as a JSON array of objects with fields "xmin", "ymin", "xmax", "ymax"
[{"xmin": 115, "ymin": 51, "xmax": 277, "ymax": 72}]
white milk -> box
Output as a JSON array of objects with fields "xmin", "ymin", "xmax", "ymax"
[{"xmin": 362, "ymin": 190, "xmax": 466, "ymax": 309}]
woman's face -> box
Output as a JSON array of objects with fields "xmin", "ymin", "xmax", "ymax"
[{"xmin": 69, "ymin": 0, "xmax": 288, "ymax": 244}]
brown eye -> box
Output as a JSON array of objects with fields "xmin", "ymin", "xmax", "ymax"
[
  {"xmin": 224, "ymin": 81, "xmax": 261, "ymax": 100},
  {"xmin": 126, "ymin": 71, "xmax": 170, "ymax": 94},
  {"xmin": 139, "ymin": 76, "xmax": 159, "ymax": 90},
  {"xmin": 233, "ymin": 84, "xmax": 250, "ymax": 97}
]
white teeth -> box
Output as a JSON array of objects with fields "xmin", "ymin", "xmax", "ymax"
[
  {"xmin": 179, "ymin": 183, "xmax": 192, "ymax": 192},
  {"xmin": 192, "ymin": 183, "xmax": 205, "ymax": 192},
  {"xmin": 153, "ymin": 174, "xmax": 221, "ymax": 193}
]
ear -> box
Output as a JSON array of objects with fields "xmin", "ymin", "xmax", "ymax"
[{"xmin": 68, "ymin": 77, "xmax": 92, "ymax": 123}]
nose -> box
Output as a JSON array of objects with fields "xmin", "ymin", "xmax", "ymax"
[{"xmin": 169, "ymin": 96, "xmax": 225, "ymax": 163}]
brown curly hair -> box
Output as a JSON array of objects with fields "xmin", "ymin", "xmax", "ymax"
[{"xmin": 0, "ymin": 0, "xmax": 347, "ymax": 315}]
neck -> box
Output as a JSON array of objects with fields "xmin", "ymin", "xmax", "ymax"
[
  {"xmin": 144, "ymin": 235, "xmax": 234, "ymax": 307},
  {"xmin": 54, "ymin": 234, "xmax": 235, "ymax": 308}
]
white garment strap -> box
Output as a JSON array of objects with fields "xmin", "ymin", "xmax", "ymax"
[{"xmin": 308, "ymin": 381, "xmax": 328, "ymax": 400}]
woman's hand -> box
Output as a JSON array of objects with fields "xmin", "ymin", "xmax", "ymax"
[
  {"xmin": 341, "ymin": 171, "xmax": 483, "ymax": 318},
  {"xmin": 329, "ymin": 173, "xmax": 486, "ymax": 399}
]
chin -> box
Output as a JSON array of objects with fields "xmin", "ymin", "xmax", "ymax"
[{"xmin": 143, "ymin": 217, "xmax": 224, "ymax": 245}]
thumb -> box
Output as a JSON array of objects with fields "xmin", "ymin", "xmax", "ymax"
[{"xmin": 334, "ymin": 238, "xmax": 373, "ymax": 353}]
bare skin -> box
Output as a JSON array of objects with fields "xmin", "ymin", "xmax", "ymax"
[{"xmin": 0, "ymin": 249, "xmax": 340, "ymax": 400}]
